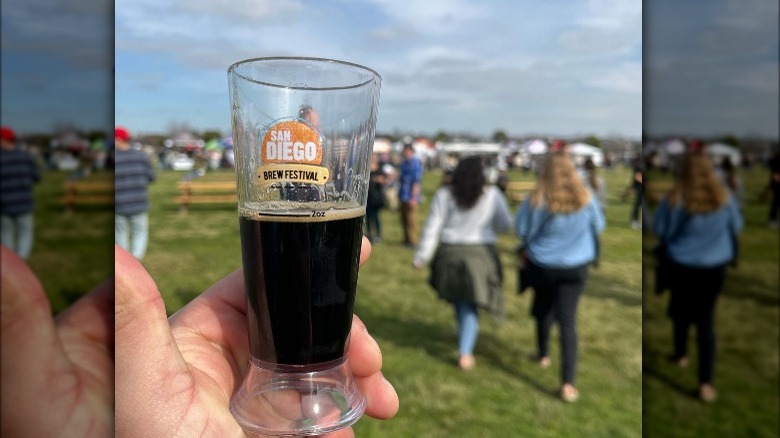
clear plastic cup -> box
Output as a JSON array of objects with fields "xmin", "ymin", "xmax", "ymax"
[{"xmin": 227, "ymin": 57, "xmax": 381, "ymax": 436}]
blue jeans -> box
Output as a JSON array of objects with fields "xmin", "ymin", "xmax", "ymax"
[
  {"xmin": 116, "ymin": 212, "xmax": 149, "ymax": 260},
  {"xmin": 1, "ymin": 213, "xmax": 34, "ymax": 260},
  {"xmin": 454, "ymin": 302, "xmax": 479, "ymax": 356}
]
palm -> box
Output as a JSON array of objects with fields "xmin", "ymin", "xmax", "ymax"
[
  {"xmin": 116, "ymin": 240, "xmax": 396, "ymax": 437},
  {"xmin": 163, "ymin": 269, "xmax": 252, "ymax": 437},
  {"xmin": 1, "ymin": 247, "xmax": 113, "ymax": 437}
]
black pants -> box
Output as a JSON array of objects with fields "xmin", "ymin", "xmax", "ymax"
[
  {"xmin": 529, "ymin": 261, "xmax": 589, "ymax": 385},
  {"xmin": 630, "ymin": 186, "xmax": 643, "ymax": 221},
  {"xmin": 668, "ymin": 262, "xmax": 726, "ymax": 384},
  {"xmin": 365, "ymin": 206, "xmax": 381, "ymax": 240},
  {"xmin": 769, "ymin": 187, "xmax": 780, "ymax": 221}
]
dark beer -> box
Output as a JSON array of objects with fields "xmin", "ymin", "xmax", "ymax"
[{"xmin": 239, "ymin": 206, "xmax": 364, "ymax": 365}]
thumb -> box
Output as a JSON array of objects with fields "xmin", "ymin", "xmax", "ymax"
[
  {"xmin": 0, "ymin": 246, "xmax": 81, "ymax": 436},
  {"xmin": 114, "ymin": 245, "xmax": 194, "ymax": 436}
]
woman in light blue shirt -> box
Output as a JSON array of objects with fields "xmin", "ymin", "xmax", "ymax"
[
  {"xmin": 653, "ymin": 151, "xmax": 743, "ymax": 402},
  {"xmin": 515, "ymin": 151, "xmax": 605, "ymax": 402}
]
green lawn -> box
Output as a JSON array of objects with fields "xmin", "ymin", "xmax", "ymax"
[
  {"xmin": 26, "ymin": 170, "xmax": 114, "ymax": 312},
  {"xmin": 140, "ymin": 166, "xmax": 643, "ymax": 437},
  {"xmin": 642, "ymin": 168, "xmax": 780, "ymax": 437},
  {"xmin": 28, "ymin": 164, "xmax": 777, "ymax": 436}
]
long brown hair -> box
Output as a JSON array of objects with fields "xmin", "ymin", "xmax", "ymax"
[
  {"xmin": 450, "ymin": 156, "xmax": 485, "ymax": 209},
  {"xmin": 530, "ymin": 152, "xmax": 591, "ymax": 213},
  {"xmin": 667, "ymin": 152, "xmax": 728, "ymax": 213}
]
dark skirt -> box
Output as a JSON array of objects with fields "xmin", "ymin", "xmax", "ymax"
[{"xmin": 429, "ymin": 243, "xmax": 504, "ymax": 319}]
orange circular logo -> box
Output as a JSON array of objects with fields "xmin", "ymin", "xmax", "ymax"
[{"xmin": 261, "ymin": 120, "xmax": 322, "ymax": 165}]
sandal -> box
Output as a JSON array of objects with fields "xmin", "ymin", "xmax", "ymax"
[
  {"xmin": 560, "ymin": 384, "xmax": 579, "ymax": 403},
  {"xmin": 458, "ymin": 354, "xmax": 475, "ymax": 370},
  {"xmin": 530, "ymin": 354, "xmax": 551, "ymax": 368},
  {"xmin": 699, "ymin": 384, "xmax": 717, "ymax": 403}
]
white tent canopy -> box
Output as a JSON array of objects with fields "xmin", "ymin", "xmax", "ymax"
[
  {"xmin": 436, "ymin": 142, "xmax": 503, "ymax": 155},
  {"xmin": 662, "ymin": 139, "xmax": 686, "ymax": 155},
  {"xmin": 568, "ymin": 142, "xmax": 605, "ymax": 166},
  {"xmin": 707, "ymin": 142, "xmax": 741, "ymax": 166},
  {"xmin": 521, "ymin": 139, "xmax": 548, "ymax": 155},
  {"xmin": 372, "ymin": 138, "xmax": 391, "ymax": 154}
]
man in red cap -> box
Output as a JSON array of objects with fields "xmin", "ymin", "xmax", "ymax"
[
  {"xmin": 114, "ymin": 126, "xmax": 155, "ymax": 260},
  {"xmin": 1, "ymin": 126, "xmax": 41, "ymax": 259}
]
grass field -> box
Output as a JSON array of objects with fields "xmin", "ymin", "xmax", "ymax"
[
  {"xmin": 24, "ymin": 163, "xmax": 777, "ymax": 436},
  {"xmin": 26, "ymin": 170, "xmax": 114, "ymax": 312},
  {"xmin": 140, "ymin": 166, "xmax": 643, "ymax": 437}
]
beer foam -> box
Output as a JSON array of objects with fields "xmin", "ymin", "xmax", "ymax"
[{"xmin": 239, "ymin": 201, "xmax": 364, "ymax": 223}]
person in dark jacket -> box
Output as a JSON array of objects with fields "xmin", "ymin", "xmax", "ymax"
[
  {"xmin": 114, "ymin": 126, "xmax": 155, "ymax": 260},
  {"xmin": 1, "ymin": 126, "xmax": 40, "ymax": 259},
  {"xmin": 365, "ymin": 153, "xmax": 387, "ymax": 243}
]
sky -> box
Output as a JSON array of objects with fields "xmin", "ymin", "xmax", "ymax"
[
  {"xmin": 2, "ymin": 1, "xmax": 777, "ymax": 140},
  {"xmin": 114, "ymin": 0, "xmax": 643, "ymax": 139},
  {"xmin": 1, "ymin": 0, "xmax": 113, "ymax": 134},
  {"xmin": 644, "ymin": 0, "xmax": 779, "ymax": 139}
]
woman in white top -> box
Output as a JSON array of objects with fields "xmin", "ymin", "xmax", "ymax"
[{"xmin": 413, "ymin": 156, "xmax": 513, "ymax": 370}]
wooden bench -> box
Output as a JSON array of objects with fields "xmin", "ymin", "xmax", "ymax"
[
  {"xmin": 175, "ymin": 181, "xmax": 237, "ymax": 212},
  {"xmin": 505, "ymin": 181, "xmax": 536, "ymax": 204},
  {"xmin": 646, "ymin": 180, "xmax": 673, "ymax": 204},
  {"xmin": 61, "ymin": 180, "xmax": 114, "ymax": 212}
]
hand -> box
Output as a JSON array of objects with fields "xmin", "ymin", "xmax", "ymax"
[
  {"xmin": 1, "ymin": 245, "xmax": 114, "ymax": 437},
  {"xmin": 116, "ymin": 236, "xmax": 398, "ymax": 437}
]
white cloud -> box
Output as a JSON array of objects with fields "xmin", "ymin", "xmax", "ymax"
[
  {"xmin": 1, "ymin": 0, "xmax": 111, "ymax": 68},
  {"xmin": 115, "ymin": 0, "xmax": 643, "ymax": 137},
  {"xmin": 559, "ymin": 0, "xmax": 641, "ymax": 58},
  {"xmin": 361, "ymin": 0, "xmax": 488, "ymax": 34},
  {"xmin": 588, "ymin": 62, "xmax": 642, "ymax": 94},
  {"xmin": 578, "ymin": 0, "xmax": 642, "ymax": 30}
]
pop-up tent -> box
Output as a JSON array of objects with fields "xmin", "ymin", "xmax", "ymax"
[
  {"xmin": 707, "ymin": 143, "xmax": 741, "ymax": 166},
  {"xmin": 568, "ymin": 142, "xmax": 605, "ymax": 166},
  {"xmin": 662, "ymin": 139, "xmax": 686, "ymax": 155},
  {"xmin": 521, "ymin": 139, "xmax": 548, "ymax": 155}
]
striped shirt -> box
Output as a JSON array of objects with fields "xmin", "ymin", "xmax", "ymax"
[
  {"xmin": 1, "ymin": 149, "xmax": 40, "ymax": 215},
  {"xmin": 115, "ymin": 149, "xmax": 155, "ymax": 215}
]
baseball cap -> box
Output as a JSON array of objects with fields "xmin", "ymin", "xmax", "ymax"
[
  {"xmin": 115, "ymin": 126, "xmax": 130, "ymax": 141},
  {"xmin": 1, "ymin": 126, "xmax": 16, "ymax": 142},
  {"xmin": 688, "ymin": 139, "xmax": 704, "ymax": 152}
]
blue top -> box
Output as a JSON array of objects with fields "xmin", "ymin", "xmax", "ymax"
[
  {"xmin": 653, "ymin": 195, "xmax": 743, "ymax": 267},
  {"xmin": 0, "ymin": 149, "xmax": 40, "ymax": 215},
  {"xmin": 115, "ymin": 149, "xmax": 155, "ymax": 215},
  {"xmin": 397, "ymin": 156, "xmax": 423, "ymax": 203},
  {"xmin": 515, "ymin": 196, "xmax": 605, "ymax": 268}
]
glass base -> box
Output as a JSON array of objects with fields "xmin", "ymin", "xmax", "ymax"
[{"xmin": 230, "ymin": 357, "xmax": 366, "ymax": 436}]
